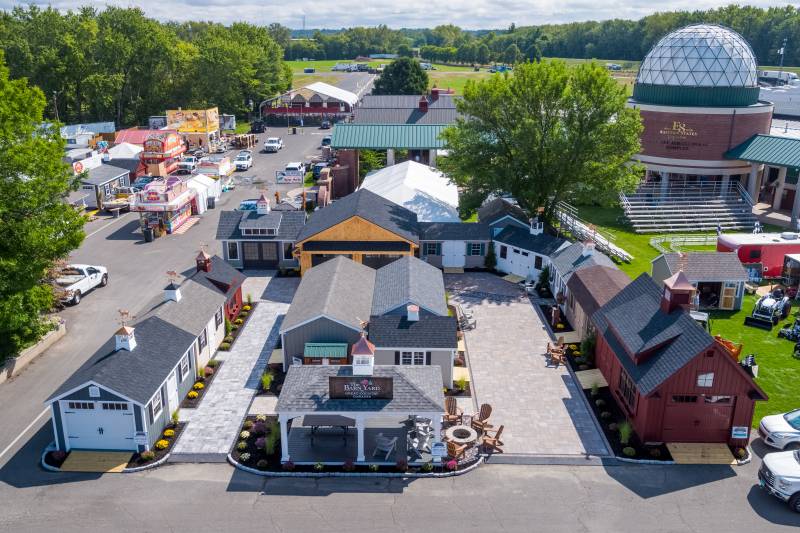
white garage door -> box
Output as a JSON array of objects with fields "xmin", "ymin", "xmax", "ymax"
[
  {"xmin": 62, "ymin": 400, "xmax": 136, "ymax": 450},
  {"xmin": 442, "ymin": 241, "xmax": 466, "ymax": 268},
  {"xmin": 510, "ymin": 249, "xmax": 532, "ymax": 278}
]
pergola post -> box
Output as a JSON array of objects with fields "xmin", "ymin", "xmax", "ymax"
[
  {"xmin": 747, "ymin": 163, "xmax": 760, "ymax": 201},
  {"xmin": 386, "ymin": 149, "xmax": 395, "ymax": 166},
  {"xmin": 428, "ymin": 149, "xmax": 437, "ymax": 167},
  {"xmin": 279, "ymin": 414, "xmax": 290, "ymax": 462},
  {"xmin": 431, "ymin": 415, "xmax": 442, "ymax": 445},
  {"xmin": 773, "ymin": 166, "xmax": 788, "ymax": 211},
  {"xmin": 356, "ymin": 416, "xmax": 366, "ymax": 462}
]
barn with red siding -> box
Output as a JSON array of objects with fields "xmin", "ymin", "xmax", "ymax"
[
  {"xmin": 193, "ymin": 251, "xmax": 245, "ymax": 321},
  {"xmin": 591, "ymin": 271, "xmax": 767, "ymax": 446}
]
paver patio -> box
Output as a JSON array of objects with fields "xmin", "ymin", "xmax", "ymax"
[
  {"xmin": 170, "ymin": 273, "xmax": 298, "ymax": 462},
  {"xmin": 447, "ymin": 273, "xmax": 609, "ymax": 460}
]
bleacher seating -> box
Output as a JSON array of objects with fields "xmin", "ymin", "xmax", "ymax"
[{"xmin": 620, "ymin": 181, "xmax": 757, "ymax": 233}]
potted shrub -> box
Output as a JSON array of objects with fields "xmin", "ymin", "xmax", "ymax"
[
  {"xmin": 343, "ymin": 459, "xmax": 356, "ymax": 472},
  {"xmin": 282, "ymin": 460, "xmax": 295, "ymax": 471},
  {"xmin": 313, "ymin": 462, "xmax": 324, "ymax": 472},
  {"xmin": 618, "ymin": 421, "xmax": 633, "ymax": 446},
  {"xmin": 261, "ymin": 371, "xmax": 274, "ymax": 392}
]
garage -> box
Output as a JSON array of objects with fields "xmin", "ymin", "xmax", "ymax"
[
  {"xmin": 61, "ymin": 400, "xmax": 136, "ymax": 451},
  {"xmin": 242, "ymin": 241, "xmax": 279, "ymax": 269},
  {"xmin": 662, "ymin": 395, "xmax": 736, "ymax": 442}
]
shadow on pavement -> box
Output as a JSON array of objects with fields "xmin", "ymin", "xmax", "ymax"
[
  {"xmin": 0, "ymin": 424, "xmax": 101, "ymax": 488},
  {"xmin": 105, "ymin": 220, "xmax": 143, "ymax": 242},
  {"xmin": 226, "ymin": 467, "xmax": 412, "ymax": 495},
  {"xmin": 602, "ymin": 462, "xmax": 736, "ymax": 498},
  {"xmin": 746, "ymin": 485, "xmax": 798, "ymax": 525},
  {"xmin": 260, "ymin": 276, "xmax": 300, "ymax": 304}
]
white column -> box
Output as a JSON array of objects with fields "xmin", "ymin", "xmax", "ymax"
[
  {"xmin": 429, "ymin": 149, "xmax": 437, "ymax": 167},
  {"xmin": 747, "ymin": 163, "xmax": 759, "ymax": 201},
  {"xmin": 791, "ymin": 184, "xmax": 800, "ymax": 229},
  {"xmin": 773, "ymin": 167, "xmax": 788, "ymax": 211},
  {"xmin": 279, "ymin": 414, "xmax": 290, "ymax": 462},
  {"xmin": 356, "ymin": 416, "xmax": 366, "ymax": 462},
  {"xmin": 386, "ymin": 149, "xmax": 395, "ymax": 166},
  {"xmin": 721, "ymin": 175, "xmax": 730, "ymax": 195},
  {"xmin": 660, "ymin": 173, "xmax": 669, "ymax": 197},
  {"xmin": 432, "ymin": 415, "xmax": 442, "ymax": 445}
]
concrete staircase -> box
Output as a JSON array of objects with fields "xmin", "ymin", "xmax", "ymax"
[{"xmin": 620, "ymin": 181, "xmax": 757, "ymax": 233}]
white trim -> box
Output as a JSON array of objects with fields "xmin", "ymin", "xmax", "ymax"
[
  {"xmin": 279, "ymin": 313, "xmax": 362, "ymax": 336},
  {"xmin": 47, "ymin": 379, "xmax": 142, "ymax": 407},
  {"xmin": 372, "ymin": 346, "xmax": 455, "ymax": 351},
  {"xmin": 488, "ymin": 214, "xmax": 527, "ymax": 228},
  {"xmin": 226, "ymin": 241, "xmax": 240, "ymax": 261},
  {"xmin": 627, "ymin": 100, "xmax": 773, "ymax": 114},
  {"xmin": 50, "ymin": 405, "xmax": 62, "ymax": 451},
  {"xmin": 380, "ymin": 302, "xmax": 445, "ymax": 317}
]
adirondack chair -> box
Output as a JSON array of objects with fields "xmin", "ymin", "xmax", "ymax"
[
  {"xmin": 470, "ymin": 403, "xmax": 493, "ymax": 433},
  {"xmin": 481, "ymin": 425, "xmax": 505, "ymax": 453},
  {"xmin": 447, "ymin": 440, "xmax": 467, "ymax": 460},
  {"xmin": 547, "ymin": 342, "xmax": 566, "ymax": 367},
  {"xmin": 372, "ymin": 433, "xmax": 398, "ymax": 461},
  {"xmin": 443, "ymin": 396, "xmax": 463, "ymax": 425}
]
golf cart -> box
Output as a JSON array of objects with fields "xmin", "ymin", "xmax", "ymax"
[
  {"xmin": 778, "ymin": 317, "xmax": 800, "ymax": 341},
  {"xmin": 744, "ymin": 288, "xmax": 791, "ymax": 330}
]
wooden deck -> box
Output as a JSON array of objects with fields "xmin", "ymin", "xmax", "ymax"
[
  {"xmin": 60, "ymin": 451, "xmax": 132, "ymax": 473},
  {"xmin": 666, "ymin": 443, "xmax": 737, "ymax": 465}
]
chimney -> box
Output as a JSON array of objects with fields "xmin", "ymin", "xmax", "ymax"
[
  {"xmin": 529, "ymin": 217, "xmax": 544, "ymax": 235},
  {"xmin": 418, "ymin": 96, "xmax": 428, "ymax": 112},
  {"xmin": 115, "ymin": 326, "xmax": 137, "ymax": 351},
  {"xmin": 582, "ymin": 241, "xmax": 595, "ymax": 257},
  {"xmin": 407, "ymin": 304, "xmax": 420, "ymax": 322},
  {"xmin": 661, "ymin": 270, "xmax": 694, "ymax": 314},
  {"xmin": 196, "ymin": 250, "xmax": 211, "ymax": 273},
  {"xmin": 430, "ymin": 86, "xmax": 440, "ymax": 100},
  {"xmin": 256, "ymin": 193, "xmax": 271, "ymax": 215},
  {"xmin": 164, "ymin": 281, "xmax": 182, "ymax": 302}
]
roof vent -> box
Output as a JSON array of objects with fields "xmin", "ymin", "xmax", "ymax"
[
  {"xmin": 164, "ymin": 282, "xmax": 182, "ymax": 302},
  {"xmin": 582, "ymin": 241, "xmax": 595, "ymax": 257},
  {"xmin": 529, "ymin": 217, "xmax": 543, "ymax": 236},
  {"xmin": 256, "ymin": 193, "xmax": 271, "ymax": 215},
  {"xmin": 407, "ymin": 304, "xmax": 420, "ymax": 322},
  {"xmin": 115, "ymin": 326, "xmax": 137, "ymax": 352}
]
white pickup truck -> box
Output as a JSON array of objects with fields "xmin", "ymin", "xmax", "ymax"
[
  {"xmin": 759, "ymin": 450, "xmax": 800, "ymax": 513},
  {"xmin": 56, "ymin": 264, "xmax": 108, "ymax": 305}
]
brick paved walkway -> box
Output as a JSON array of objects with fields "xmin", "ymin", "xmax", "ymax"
[
  {"xmin": 170, "ymin": 274, "xmax": 298, "ymax": 462},
  {"xmin": 447, "ymin": 273, "xmax": 609, "ymax": 460}
]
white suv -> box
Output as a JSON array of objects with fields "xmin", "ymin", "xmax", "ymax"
[
  {"xmin": 759, "ymin": 450, "xmax": 800, "ymax": 513},
  {"xmin": 759, "ymin": 409, "xmax": 800, "ymax": 449}
]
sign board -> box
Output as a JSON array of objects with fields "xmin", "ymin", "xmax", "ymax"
[
  {"xmin": 731, "ymin": 426, "xmax": 749, "ymax": 439},
  {"xmin": 134, "ymin": 431, "xmax": 148, "ymax": 446},
  {"xmin": 148, "ymin": 116, "xmax": 167, "ymax": 129},
  {"xmin": 329, "ymin": 376, "xmax": 393, "ymax": 400},
  {"xmin": 220, "ymin": 114, "xmax": 237, "ymax": 131},
  {"xmin": 72, "ymin": 161, "xmax": 85, "ymax": 174},
  {"xmin": 166, "ymin": 108, "xmax": 219, "ymax": 133},
  {"xmin": 276, "ymin": 170, "xmax": 303, "ymax": 184},
  {"xmin": 430, "ymin": 442, "xmax": 446, "ymax": 458}
]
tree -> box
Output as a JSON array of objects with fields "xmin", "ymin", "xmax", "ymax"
[
  {"xmin": 0, "ymin": 54, "xmax": 86, "ymax": 360},
  {"xmin": 267, "ymin": 23, "xmax": 291, "ymax": 48},
  {"xmin": 440, "ymin": 60, "xmax": 643, "ymax": 221},
  {"xmin": 476, "ymin": 43, "xmax": 491, "ymax": 65},
  {"xmin": 503, "ymin": 43, "xmax": 523, "ymax": 64},
  {"xmin": 372, "ymin": 57, "xmax": 429, "ymax": 95},
  {"xmin": 396, "ymin": 43, "xmax": 413, "ymax": 57},
  {"xmin": 525, "ymin": 43, "xmax": 542, "ymax": 63}
]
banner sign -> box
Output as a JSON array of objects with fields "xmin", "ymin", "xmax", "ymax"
[
  {"xmin": 329, "ymin": 376, "xmax": 393, "ymax": 400},
  {"xmin": 166, "ymin": 108, "xmax": 219, "ymax": 133},
  {"xmin": 276, "ymin": 170, "xmax": 303, "ymax": 184}
]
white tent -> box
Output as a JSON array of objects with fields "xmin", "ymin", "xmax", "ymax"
[
  {"xmin": 107, "ymin": 142, "xmax": 143, "ymax": 159},
  {"xmin": 304, "ymin": 82, "xmax": 359, "ymax": 107},
  {"xmin": 190, "ymin": 173, "xmax": 221, "ymax": 200},
  {"xmin": 359, "ymin": 161, "xmax": 460, "ymax": 222}
]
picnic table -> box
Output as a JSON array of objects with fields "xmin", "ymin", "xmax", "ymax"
[{"xmin": 301, "ymin": 415, "xmax": 355, "ymax": 445}]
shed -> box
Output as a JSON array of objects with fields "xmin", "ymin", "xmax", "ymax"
[
  {"xmin": 418, "ymin": 222, "xmax": 492, "ymax": 269},
  {"xmin": 79, "ymin": 164, "xmax": 131, "ymax": 209},
  {"xmin": 651, "ymin": 252, "xmax": 749, "ymax": 310},
  {"xmin": 493, "ymin": 223, "xmax": 568, "ymax": 280},
  {"xmin": 565, "ymin": 265, "xmax": 631, "ymax": 340},
  {"xmin": 549, "ymin": 242, "xmax": 617, "ymax": 301}
]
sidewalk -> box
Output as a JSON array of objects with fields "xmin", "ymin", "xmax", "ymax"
[{"xmin": 170, "ymin": 274, "xmax": 298, "ymax": 462}]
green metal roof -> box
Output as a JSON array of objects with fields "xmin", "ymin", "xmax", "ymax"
[
  {"xmin": 632, "ymin": 84, "xmax": 760, "ymax": 107},
  {"xmin": 725, "ymin": 135, "xmax": 800, "ymax": 168},
  {"xmin": 331, "ymin": 124, "xmax": 447, "ymax": 149},
  {"xmin": 303, "ymin": 342, "xmax": 348, "ymax": 358}
]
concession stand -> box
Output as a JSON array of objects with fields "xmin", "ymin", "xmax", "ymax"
[
  {"xmin": 140, "ymin": 132, "xmax": 186, "ymax": 176},
  {"xmin": 196, "ymin": 156, "xmax": 233, "ymax": 179},
  {"xmin": 166, "ymin": 108, "xmax": 221, "ymax": 151},
  {"xmin": 131, "ymin": 176, "xmax": 197, "ymax": 234}
]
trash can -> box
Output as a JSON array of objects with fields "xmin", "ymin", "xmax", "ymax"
[
  {"xmin": 292, "ymin": 127, "xmax": 297, "ymax": 135},
  {"xmin": 207, "ymin": 196, "xmax": 216, "ymax": 209},
  {"xmin": 143, "ymin": 227, "xmax": 154, "ymax": 243}
]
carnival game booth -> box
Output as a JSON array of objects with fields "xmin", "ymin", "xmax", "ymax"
[
  {"xmin": 197, "ymin": 156, "xmax": 233, "ymax": 180},
  {"xmin": 131, "ymin": 177, "xmax": 197, "ymax": 234},
  {"xmin": 717, "ymin": 232, "xmax": 800, "ymax": 278},
  {"xmin": 166, "ymin": 108, "xmax": 221, "ymax": 151},
  {"xmin": 140, "ymin": 132, "xmax": 186, "ymax": 177}
]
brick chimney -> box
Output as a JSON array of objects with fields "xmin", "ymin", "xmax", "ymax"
[
  {"xmin": 418, "ymin": 96, "xmax": 428, "ymax": 112},
  {"xmin": 661, "ymin": 270, "xmax": 694, "ymax": 314},
  {"xmin": 430, "ymin": 86, "xmax": 440, "ymax": 100},
  {"xmin": 196, "ymin": 250, "xmax": 211, "ymax": 272}
]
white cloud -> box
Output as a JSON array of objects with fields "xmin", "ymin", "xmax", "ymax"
[{"xmin": 0, "ymin": 0, "xmax": 792, "ymax": 29}]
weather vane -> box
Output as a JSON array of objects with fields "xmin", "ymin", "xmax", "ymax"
[
  {"xmin": 166, "ymin": 270, "xmax": 179, "ymax": 284},
  {"xmin": 117, "ymin": 309, "xmax": 135, "ymax": 328}
]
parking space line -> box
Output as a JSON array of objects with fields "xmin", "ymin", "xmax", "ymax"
[
  {"xmin": 85, "ymin": 212, "xmax": 131, "ymax": 238},
  {"xmin": 0, "ymin": 407, "xmax": 49, "ymax": 461}
]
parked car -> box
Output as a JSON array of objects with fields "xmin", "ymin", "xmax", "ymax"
[
  {"xmin": 264, "ymin": 137, "xmax": 284, "ymax": 153},
  {"xmin": 320, "ymin": 120, "xmax": 331, "ymax": 130},
  {"xmin": 250, "ymin": 120, "xmax": 266, "ymax": 134},
  {"xmin": 759, "ymin": 450, "xmax": 800, "ymax": 513},
  {"xmin": 285, "ymin": 161, "xmax": 306, "ymax": 175},
  {"xmin": 177, "ymin": 156, "xmax": 197, "ymax": 175},
  {"xmin": 759, "ymin": 409, "xmax": 800, "ymax": 449},
  {"xmin": 321, "ymin": 135, "xmax": 332, "ymax": 147},
  {"xmin": 312, "ymin": 162, "xmax": 329, "ymax": 178},
  {"xmin": 235, "ymin": 151, "xmax": 253, "ymax": 171},
  {"xmin": 238, "ymin": 198, "xmax": 259, "ymax": 211},
  {"xmin": 332, "ymin": 63, "xmax": 353, "ymax": 72},
  {"xmin": 56, "ymin": 264, "xmax": 108, "ymax": 305}
]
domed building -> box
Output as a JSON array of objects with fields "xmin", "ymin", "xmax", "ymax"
[{"xmin": 625, "ymin": 24, "xmax": 779, "ymax": 232}]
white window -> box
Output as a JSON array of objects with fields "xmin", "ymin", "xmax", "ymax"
[
  {"xmin": 101, "ymin": 402, "xmax": 129, "ymax": 411},
  {"xmin": 424, "ymin": 242, "xmax": 441, "ymax": 256},
  {"xmin": 400, "ymin": 351, "xmax": 426, "ymax": 365},
  {"xmin": 697, "ymin": 372, "xmax": 714, "ymax": 388},
  {"xmin": 266, "ymin": 228, "xmax": 276, "ymax": 236},
  {"xmin": 227, "ymin": 242, "xmax": 239, "ymax": 260},
  {"xmin": 150, "ymin": 390, "xmax": 163, "ymax": 422},
  {"xmin": 215, "ymin": 308, "xmax": 223, "ymax": 328},
  {"xmin": 88, "ymin": 385, "xmax": 100, "ymax": 398},
  {"xmin": 67, "ymin": 401, "xmax": 95, "ymax": 410},
  {"xmin": 469, "ymin": 243, "xmax": 484, "ymax": 256},
  {"xmin": 198, "ymin": 329, "xmax": 207, "ymax": 351},
  {"xmin": 180, "ymin": 355, "xmax": 190, "ymax": 382}
]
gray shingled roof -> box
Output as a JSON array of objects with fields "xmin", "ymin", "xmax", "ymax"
[
  {"xmin": 280, "ymin": 256, "xmax": 376, "ymax": 334},
  {"xmin": 658, "ymin": 252, "xmax": 749, "ymax": 282},
  {"xmin": 353, "ymin": 108, "xmax": 459, "ymax": 125},
  {"xmin": 493, "ymin": 226, "xmax": 566, "ymax": 256},
  {"xmin": 550, "ymin": 242, "xmax": 616, "ymax": 282},
  {"xmin": 193, "ymin": 256, "xmax": 245, "ymax": 301},
  {"xmin": 359, "ymin": 94, "xmax": 458, "ymax": 109},
  {"xmin": 477, "ymin": 198, "xmax": 528, "ymax": 226},
  {"xmin": 80, "ymin": 164, "xmax": 131, "ymax": 186},
  {"xmin": 566, "ymin": 265, "xmax": 631, "ymax": 320},
  {"xmin": 591, "ymin": 274, "xmax": 715, "ymax": 396},
  {"xmin": 238, "ymin": 211, "xmax": 284, "ymax": 230},
  {"xmin": 418, "ymin": 222, "xmax": 491, "ymax": 241},
  {"xmin": 48, "ymin": 316, "xmax": 197, "ymax": 404},
  {"xmin": 276, "ymin": 365, "xmax": 445, "ymax": 413},
  {"xmin": 215, "ymin": 210, "xmax": 306, "ymax": 241},
  {"xmin": 368, "ymin": 315, "xmax": 457, "ymax": 348},
  {"xmin": 371, "ymin": 256, "xmax": 448, "ymax": 316},
  {"xmin": 295, "ymin": 189, "xmax": 419, "ymax": 244}
]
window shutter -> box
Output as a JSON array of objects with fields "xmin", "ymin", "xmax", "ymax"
[
  {"xmin": 395, "ymin": 351, "xmax": 400, "ymax": 365},
  {"xmin": 425, "ymin": 351, "xmax": 432, "ymax": 365},
  {"xmin": 177, "ymin": 364, "xmax": 183, "ymax": 383},
  {"xmin": 148, "ymin": 404, "xmax": 154, "ymax": 425},
  {"xmin": 480, "ymin": 243, "xmax": 486, "ymax": 256},
  {"xmin": 465, "ymin": 242, "xmax": 471, "ymax": 256}
]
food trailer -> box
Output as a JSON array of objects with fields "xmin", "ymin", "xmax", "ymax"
[
  {"xmin": 130, "ymin": 177, "xmax": 197, "ymax": 234},
  {"xmin": 196, "ymin": 156, "xmax": 233, "ymax": 179},
  {"xmin": 166, "ymin": 108, "xmax": 221, "ymax": 151},
  {"xmin": 140, "ymin": 132, "xmax": 186, "ymax": 176}
]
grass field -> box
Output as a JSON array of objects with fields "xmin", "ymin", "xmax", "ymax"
[
  {"xmin": 575, "ymin": 205, "xmax": 800, "ymax": 426},
  {"xmin": 291, "ymin": 73, "xmax": 343, "ymax": 88}
]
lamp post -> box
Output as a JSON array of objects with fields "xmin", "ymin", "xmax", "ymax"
[{"xmin": 778, "ymin": 38, "xmax": 788, "ymax": 85}]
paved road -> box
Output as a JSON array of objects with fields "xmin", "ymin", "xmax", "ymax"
[
  {"xmin": 0, "ymin": 129, "xmax": 322, "ymax": 468},
  {"xmin": 0, "ymin": 428, "xmax": 796, "ymax": 532}
]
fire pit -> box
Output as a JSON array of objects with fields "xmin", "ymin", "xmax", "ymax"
[{"xmin": 445, "ymin": 424, "xmax": 478, "ymax": 445}]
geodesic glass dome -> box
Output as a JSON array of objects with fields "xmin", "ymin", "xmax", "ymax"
[{"xmin": 636, "ymin": 24, "xmax": 758, "ymax": 88}]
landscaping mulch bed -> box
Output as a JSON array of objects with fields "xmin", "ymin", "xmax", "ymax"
[
  {"xmin": 218, "ymin": 302, "xmax": 258, "ymax": 352},
  {"xmin": 180, "ymin": 360, "xmax": 224, "ymax": 408},
  {"xmin": 255, "ymin": 369, "xmax": 286, "ymax": 397},
  {"xmin": 564, "ymin": 343, "xmax": 595, "ymax": 371},
  {"xmin": 127, "ymin": 422, "xmax": 187, "ymax": 468},
  {"xmin": 44, "ymin": 450, "xmax": 70, "ymax": 469},
  {"xmin": 583, "ymin": 387, "xmax": 672, "ymax": 461},
  {"xmin": 445, "ymin": 383, "xmax": 472, "ymax": 397},
  {"xmin": 536, "ymin": 285, "xmax": 553, "ymax": 299},
  {"xmin": 538, "ymin": 303, "xmax": 574, "ymax": 334}
]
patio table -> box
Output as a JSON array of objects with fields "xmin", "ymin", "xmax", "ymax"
[{"xmin": 301, "ymin": 415, "xmax": 355, "ymax": 445}]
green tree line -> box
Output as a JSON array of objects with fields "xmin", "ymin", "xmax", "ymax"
[{"xmin": 0, "ymin": 5, "xmax": 292, "ymax": 126}]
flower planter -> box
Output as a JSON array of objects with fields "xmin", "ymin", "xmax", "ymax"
[
  {"xmin": 538, "ymin": 303, "xmax": 574, "ymax": 334},
  {"xmin": 218, "ymin": 303, "xmax": 258, "ymax": 352},
  {"xmin": 180, "ymin": 360, "xmax": 224, "ymax": 408},
  {"xmin": 127, "ymin": 422, "xmax": 187, "ymax": 468}
]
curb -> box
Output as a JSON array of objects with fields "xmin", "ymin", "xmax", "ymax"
[
  {"xmin": 40, "ymin": 442, "xmax": 61, "ymax": 473},
  {"xmin": 123, "ymin": 452, "xmax": 172, "ymax": 473},
  {"xmin": 227, "ymin": 453, "xmax": 483, "ymax": 478}
]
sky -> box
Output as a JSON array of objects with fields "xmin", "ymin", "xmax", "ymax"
[{"xmin": 0, "ymin": 1, "xmax": 793, "ymax": 29}]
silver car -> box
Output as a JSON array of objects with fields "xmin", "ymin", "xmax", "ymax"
[{"xmin": 759, "ymin": 409, "xmax": 800, "ymax": 449}]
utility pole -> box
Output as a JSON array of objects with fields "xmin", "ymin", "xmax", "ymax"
[
  {"xmin": 778, "ymin": 38, "xmax": 787, "ymax": 85},
  {"xmin": 52, "ymin": 91, "xmax": 60, "ymax": 123}
]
